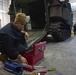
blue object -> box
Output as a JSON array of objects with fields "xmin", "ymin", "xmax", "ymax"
[{"xmin": 4, "ymin": 61, "xmax": 24, "ymax": 75}]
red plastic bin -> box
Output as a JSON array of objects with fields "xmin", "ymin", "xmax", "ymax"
[{"xmin": 23, "ymin": 41, "xmax": 46, "ymax": 65}]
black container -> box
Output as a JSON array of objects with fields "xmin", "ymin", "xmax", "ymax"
[{"xmin": 73, "ymin": 24, "xmax": 76, "ymax": 35}]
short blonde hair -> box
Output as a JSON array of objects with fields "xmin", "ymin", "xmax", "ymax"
[{"xmin": 14, "ymin": 13, "xmax": 27, "ymax": 25}]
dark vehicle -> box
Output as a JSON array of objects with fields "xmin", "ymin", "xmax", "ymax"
[{"xmin": 8, "ymin": 0, "xmax": 73, "ymax": 47}]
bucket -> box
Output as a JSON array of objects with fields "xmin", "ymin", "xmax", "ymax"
[{"xmin": 26, "ymin": 23, "xmax": 32, "ymax": 30}]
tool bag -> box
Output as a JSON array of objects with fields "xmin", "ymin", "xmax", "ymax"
[{"xmin": 4, "ymin": 61, "xmax": 23, "ymax": 75}]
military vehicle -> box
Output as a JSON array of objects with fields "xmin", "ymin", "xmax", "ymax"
[{"xmin": 9, "ymin": 0, "xmax": 73, "ymax": 47}]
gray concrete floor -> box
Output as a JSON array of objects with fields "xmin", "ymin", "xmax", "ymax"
[
  {"xmin": 0, "ymin": 35, "xmax": 76, "ymax": 75},
  {"xmin": 39, "ymin": 35, "xmax": 76, "ymax": 75}
]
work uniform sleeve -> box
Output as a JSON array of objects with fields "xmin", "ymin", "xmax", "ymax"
[
  {"xmin": 3, "ymin": 35, "xmax": 19, "ymax": 60},
  {"xmin": 19, "ymin": 33, "xmax": 33, "ymax": 52},
  {"xmin": 15, "ymin": 33, "xmax": 29, "ymax": 54},
  {"xmin": 20, "ymin": 33, "xmax": 28, "ymax": 48}
]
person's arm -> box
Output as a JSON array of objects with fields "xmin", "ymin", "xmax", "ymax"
[
  {"xmin": 21, "ymin": 31, "xmax": 29, "ymax": 39},
  {"xmin": 20, "ymin": 32, "xmax": 28, "ymax": 48},
  {"xmin": 3, "ymin": 35, "xmax": 28, "ymax": 64},
  {"xmin": 4, "ymin": 35, "xmax": 19, "ymax": 60}
]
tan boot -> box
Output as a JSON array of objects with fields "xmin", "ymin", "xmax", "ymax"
[{"xmin": 0, "ymin": 54, "xmax": 8, "ymax": 63}]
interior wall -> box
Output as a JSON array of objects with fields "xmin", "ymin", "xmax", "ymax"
[
  {"xmin": 0, "ymin": 12, "xmax": 10, "ymax": 28},
  {"xmin": 0, "ymin": 0, "xmax": 10, "ymax": 28}
]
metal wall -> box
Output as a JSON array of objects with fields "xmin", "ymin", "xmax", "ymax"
[{"xmin": 0, "ymin": 0, "xmax": 10, "ymax": 28}]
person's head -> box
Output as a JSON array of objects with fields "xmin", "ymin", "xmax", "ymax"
[{"xmin": 13, "ymin": 13, "xmax": 27, "ymax": 31}]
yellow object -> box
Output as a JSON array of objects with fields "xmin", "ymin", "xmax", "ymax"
[
  {"xmin": 48, "ymin": 68, "xmax": 56, "ymax": 71},
  {"xmin": 71, "ymin": 30, "xmax": 74, "ymax": 35}
]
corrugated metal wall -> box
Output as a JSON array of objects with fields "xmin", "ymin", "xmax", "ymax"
[{"xmin": 0, "ymin": 0, "xmax": 10, "ymax": 28}]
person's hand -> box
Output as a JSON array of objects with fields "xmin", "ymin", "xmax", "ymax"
[
  {"xmin": 25, "ymin": 32, "xmax": 29, "ymax": 39},
  {"xmin": 20, "ymin": 56, "xmax": 28, "ymax": 64},
  {"xmin": 18, "ymin": 54, "xmax": 28, "ymax": 64},
  {"xmin": 21, "ymin": 31, "xmax": 29, "ymax": 39}
]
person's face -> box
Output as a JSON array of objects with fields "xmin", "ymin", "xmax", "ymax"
[{"xmin": 15, "ymin": 23, "xmax": 24, "ymax": 31}]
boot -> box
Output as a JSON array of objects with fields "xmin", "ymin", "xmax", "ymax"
[{"xmin": 0, "ymin": 54, "xmax": 8, "ymax": 63}]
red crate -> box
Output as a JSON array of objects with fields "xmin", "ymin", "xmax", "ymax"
[{"xmin": 23, "ymin": 41, "xmax": 46, "ymax": 65}]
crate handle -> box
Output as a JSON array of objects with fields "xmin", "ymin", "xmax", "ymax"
[{"xmin": 39, "ymin": 46, "xmax": 44, "ymax": 52}]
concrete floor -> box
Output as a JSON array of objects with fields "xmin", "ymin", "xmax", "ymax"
[
  {"xmin": 39, "ymin": 35, "xmax": 76, "ymax": 75},
  {"xmin": 0, "ymin": 35, "xmax": 76, "ymax": 75}
]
